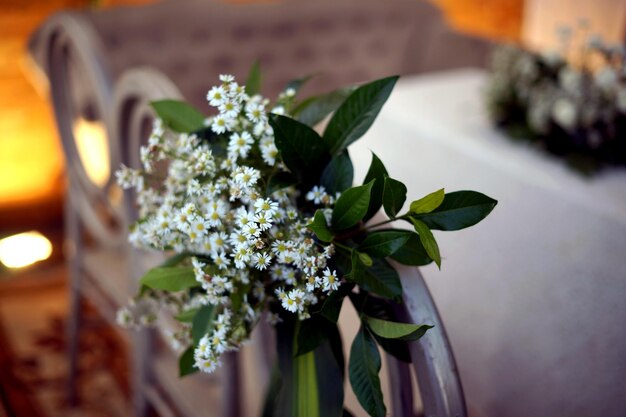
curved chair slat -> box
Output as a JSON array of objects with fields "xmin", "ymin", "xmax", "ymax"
[
  {"xmin": 395, "ymin": 263, "xmax": 467, "ymax": 417},
  {"xmin": 33, "ymin": 12, "xmax": 126, "ymax": 245}
]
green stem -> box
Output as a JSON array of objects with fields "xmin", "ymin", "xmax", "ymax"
[
  {"xmin": 332, "ymin": 241, "xmax": 353, "ymax": 254},
  {"xmin": 365, "ymin": 214, "xmax": 409, "ymax": 230}
]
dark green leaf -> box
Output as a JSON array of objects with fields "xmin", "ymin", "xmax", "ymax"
[
  {"xmin": 358, "ymin": 230, "xmax": 411, "ymax": 258},
  {"xmin": 319, "ymin": 283, "xmax": 354, "ymax": 323},
  {"xmin": 410, "ymin": 218, "xmax": 441, "ymax": 269},
  {"xmin": 151, "ymin": 100, "xmax": 205, "ymax": 133},
  {"xmin": 350, "ymin": 253, "xmax": 402, "ymax": 300},
  {"xmin": 269, "ymin": 114, "xmax": 329, "ymax": 182},
  {"xmin": 373, "ymin": 334, "xmax": 412, "ymax": 363},
  {"xmin": 179, "ymin": 346, "xmax": 197, "ymax": 377},
  {"xmin": 414, "ymin": 190, "xmax": 498, "ymax": 231},
  {"xmin": 245, "ymin": 60, "xmax": 262, "ymax": 96},
  {"xmin": 362, "ymin": 153, "xmax": 388, "ymax": 222},
  {"xmin": 409, "ymin": 188, "xmax": 445, "ymax": 214},
  {"xmin": 331, "ymin": 181, "xmax": 374, "ymax": 231},
  {"xmin": 389, "ymin": 233, "xmax": 432, "ymax": 266},
  {"xmin": 382, "ymin": 177, "xmax": 407, "ymax": 218},
  {"xmin": 174, "ymin": 308, "xmax": 199, "ymax": 323},
  {"xmin": 274, "ymin": 319, "xmax": 296, "ymax": 417},
  {"xmin": 359, "ymin": 295, "xmax": 412, "ymax": 363},
  {"xmin": 316, "ymin": 334, "xmax": 345, "ymax": 417},
  {"xmin": 323, "ymin": 76, "xmax": 398, "ymax": 156},
  {"xmin": 321, "ymin": 151, "xmax": 354, "ymax": 194},
  {"xmin": 140, "ymin": 267, "xmax": 199, "ymax": 292},
  {"xmin": 308, "ymin": 210, "xmax": 333, "ymax": 243},
  {"xmin": 267, "ymin": 171, "xmax": 299, "ymax": 195},
  {"xmin": 365, "ymin": 316, "xmax": 432, "ymax": 341},
  {"xmin": 294, "ymin": 315, "xmax": 335, "ymax": 357},
  {"xmin": 349, "ymin": 327, "xmax": 386, "ymax": 417},
  {"xmin": 293, "ymin": 88, "xmax": 353, "ymax": 128},
  {"xmin": 192, "ymin": 305, "xmax": 216, "ymax": 345}
]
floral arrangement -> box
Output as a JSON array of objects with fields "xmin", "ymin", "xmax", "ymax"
[
  {"xmin": 486, "ymin": 28, "xmax": 626, "ymax": 173},
  {"xmin": 116, "ymin": 65, "xmax": 496, "ymax": 417}
]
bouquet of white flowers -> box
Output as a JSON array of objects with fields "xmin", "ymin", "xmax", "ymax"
[
  {"xmin": 117, "ymin": 65, "xmax": 496, "ymax": 417},
  {"xmin": 486, "ymin": 28, "xmax": 626, "ymax": 173}
]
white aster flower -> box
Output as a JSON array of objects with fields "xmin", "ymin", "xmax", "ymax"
[
  {"xmin": 253, "ymin": 252, "xmax": 272, "ymax": 270},
  {"xmin": 322, "ymin": 268, "xmax": 340, "ymax": 292},
  {"xmin": 228, "ymin": 131, "xmax": 254, "ymax": 158},
  {"xmin": 211, "ymin": 114, "xmax": 234, "ymax": 134},
  {"xmin": 207, "ymin": 85, "xmax": 227, "ymax": 106},
  {"xmin": 306, "ymin": 185, "xmax": 327, "ymax": 205}
]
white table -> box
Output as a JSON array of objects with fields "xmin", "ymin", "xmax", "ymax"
[{"xmin": 350, "ymin": 69, "xmax": 626, "ymax": 417}]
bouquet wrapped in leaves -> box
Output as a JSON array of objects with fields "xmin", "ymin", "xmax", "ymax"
[
  {"xmin": 485, "ymin": 28, "xmax": 626, "ymax": 173},
  {"xmin": 116, "ymin": 66, "xmax": 497, "ymax": 417}
]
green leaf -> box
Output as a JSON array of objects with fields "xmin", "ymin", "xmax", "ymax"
[
  {"xmin": 410, "ymin": 188, "xmax": 445, "ymax": 214},
  {"xmin": 293, "ymin": 88, "xmax": 353, "ymax": 128},
  {"xmin": 245, "ymin": 60, "xmax": 262, "ymax": 96},
  {"xmin": 413, "ymin": 190, "xmax": 497, "ymax": 231},
  {"xmin": 358, "ymin": 230, "xmax": 411, "ymax": 258},
  {"xmin": 174, "ymin": 308, "xmax": 199, "ymax": 323},
  {"xmin": 350, "ymin": 253, "xmax": 402, "ymax": 300},
  {"xmin": 359, "ymin": 295, "xmax": 412, "ymax": 363},
  {"xmin": 320, "ymin": 151, "xmax": 354, "ymax": 194},
  {"xmin": 179, "ymin": 346, "xmax": 197, "ymax": 377},
  {"xmin": 308, "ymin": 210, "xmax": 333, "ymax": 243},
  {"xmin": 319, "ymin": 283, "xmax": 354, "ymax": 323},
  {"xmin": 389, "ymin": 233, "xmax": 432, "ymax": 266},
  {"xmin": 315, "ymin": 334, "xmax": 345, "ymax": 417},
  {"xmin": 294, "ymin": 316, "xmax": 335, "ymax": 357},
  {"xmin": 381, "ymin": 177, "xmax": 406, "ymax": 219},
  {"xmin": 349, "ymin": 327, "xmax": 386, "ymax": 417},
  {"xmin": 362, "ymin": 153, "xmax": 388, "ymax": 222},
  {"xmin": 323, "ymin": 76, "xmax": 398, "ymax": 156},
  {"xmin": 365, "ymin": 316, "xmax": 432, "ymax": 341},
  {"xmin": 267, "ymin": 171, "xmax": 298, "ymax": 195},
  {"xmin": 410, "ymin": 218, "xmax": 441, "ymax": 269},
  {"xmin": 269, "ymin": 114, "xmax": 329, "ymax": 182},
  {"xmin": 331, "ymin": 181, "xmax": 374, "ymax": 231},
  {"xmin": 151, "ymin": 100, "xmax": 205, "ymax": 133},
  {"xmin": 140, "ymin": 267, "xmax": 199, "ymax": 292},
  {"xmin": 192, "ymin": 305, "xmax": 216, "ymax": 345},
  {"xmin": 274, "ymin": 319, "xmax": 296, "ymax": 416}
]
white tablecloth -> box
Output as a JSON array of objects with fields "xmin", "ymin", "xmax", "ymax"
[{"xmin": 350, "ymin": 69, "xmax": 626, "ymax": 417}]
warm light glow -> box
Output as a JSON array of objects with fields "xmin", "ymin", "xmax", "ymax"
[
  {"xmin": 73, "ymin": 118, "xmax": 110, "ymax": 187},
  {"xmin": 0, "ymin": 231, "xmax": 53, "ymax": 269}
]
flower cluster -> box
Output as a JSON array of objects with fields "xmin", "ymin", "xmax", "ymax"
[
  {"xmin": 486, "ymin": 24, "xmax": 626, "ymax": 170},
  {"xmin": 116, "ymin": 75, "xmax": 340, "ymax": 373}
]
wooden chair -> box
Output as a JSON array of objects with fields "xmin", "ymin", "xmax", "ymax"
[{"xmin": 28, "ymin": 0, "xmax": 492, "ymax": 414}]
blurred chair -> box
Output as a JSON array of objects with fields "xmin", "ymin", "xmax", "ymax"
[{"xmin": 28, "ymin": 0, "xmax": 492, "ymax": 415}]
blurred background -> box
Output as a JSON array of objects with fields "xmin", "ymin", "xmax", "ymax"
[{"xmin": 0, "ymin": 0, "xmax": 624, "ymax": 416}]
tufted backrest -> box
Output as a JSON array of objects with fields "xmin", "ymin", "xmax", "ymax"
[{"xmin": 85, "ymin": 0, "xmax": 447, "ymax": 107}]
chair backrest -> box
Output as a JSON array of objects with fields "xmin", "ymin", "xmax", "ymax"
[{"xmin": 85, "ymin": 0, "xmax": 447, "ymax": 106}]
